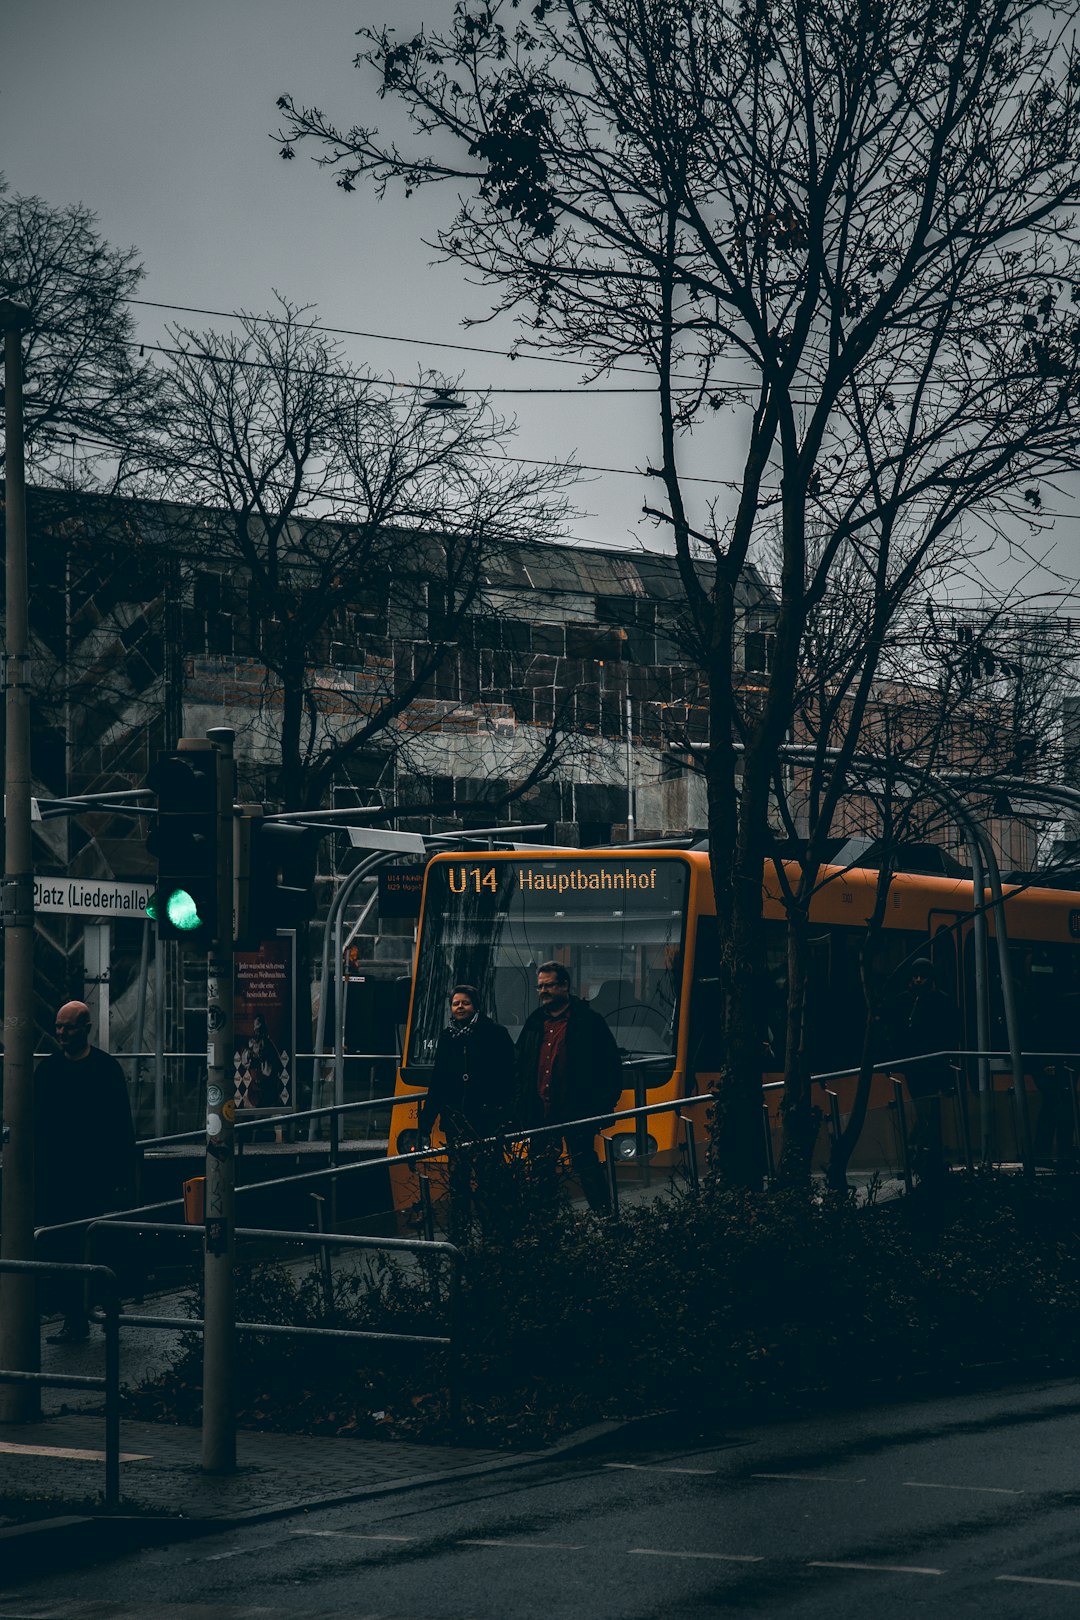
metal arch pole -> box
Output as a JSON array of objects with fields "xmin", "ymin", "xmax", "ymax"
[
  {"xmin": 879, "ymin": 779, "xmax": 1019, "ymax": 1167},
  {"xmin": 319, "ymin": 828, "xmax": 533, "ymax": 1127},
  {"xmin": 963, "ymin": 826, "xmax": 994, "ymax": 1161},
  {"xmin": 310, "ymin": 853, "xmax": 381, "ymax": 1137},
  {"xmin": 772, "ymin": 743, "xmax": 1028, "ymax": 1166},
  {"xmin": 926, "ymin": 782, "xmax": 1027, "ymax": 1169},
  {"xmin": 334, "ymin": 853, "xmax": 394, "ymax": 1112},
  {"xmin": 977, "ymin": 828, "xmax": 1031, "ymax": 1169}
]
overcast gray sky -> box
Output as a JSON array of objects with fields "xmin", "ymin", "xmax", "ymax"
[
  {"xmin": 2, "ymin": 0, "xmax": 703, "ymax": 550},
  {"xmin": 4, "ymin": 1, "xmax": 1079, "ymax": 601}
]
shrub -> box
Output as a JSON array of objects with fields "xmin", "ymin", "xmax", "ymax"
[{"xmin": 127, "ymin": 1170, "xmax": 1080, "ymax": 1444}]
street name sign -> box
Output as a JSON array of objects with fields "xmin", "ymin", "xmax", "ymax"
[{"xmin": 34, "ymin": 877, "xmax": 154, "ymax": 917}]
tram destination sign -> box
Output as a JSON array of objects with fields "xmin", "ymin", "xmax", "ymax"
[
  {"xmin": 34, "ymin": 876, "xmax": 154, "ymax": 917},
  {"xmin": 378, "ymin": 866, "xmax": 424, "ymax": 918},
  {"xmin": 440, "ymin": 858, "xmax": 670, "ymax": 901}
]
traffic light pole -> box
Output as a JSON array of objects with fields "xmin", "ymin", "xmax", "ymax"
[{"xmin": 202, "ymin": 728, "xmax": 236, "ymax": 1473}]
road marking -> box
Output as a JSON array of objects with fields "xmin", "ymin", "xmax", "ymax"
[
  {"xmin": 997, "ymin": 1575, "xmax": 1080, "ymax": 1589},
  {"xmin": 204, "ymin": 1542, "xmax": 282, "ymax": 1561},
  {"xmin": 460, "ymin": 1538, "xmax": 586, "ymax": 1550},
  {"xmin": 903, "ymin": 1480, "xmax": 1023, "ymax": 1495},
  {"xmin": 291, "ymin": 1529, "xmax": 414, "ymax": 1542},
  {"xmin": 605, "ymin": 1462, "xmax": 718, "ymax": 1476},
  {"xmin": 753, "ymin": 1472, "xmax": 866, "ymax": 1484},
  {"xmin": 631, "ymin": 1547, "xmax": 763, "ymax": 1562},
  {"xmin": 809, "ymin": 1560, "xmax": 944, "ymax": 1576},
  {"xmin": 0, "ymin": 1439, "xmax": 151, "ymax": 1462}
]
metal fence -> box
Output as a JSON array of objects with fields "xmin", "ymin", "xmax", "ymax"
[{"xmin": 0, "ymin": 1259, "xmax": 121, "ymax": 1508}]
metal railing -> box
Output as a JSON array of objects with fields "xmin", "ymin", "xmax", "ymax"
[
  {"xmin": 136, "ymin": 1090, "xmax": 412, "ymax": 1156},
  {"xmin": 806, "ymin": 1048, "xmax": 1080, "ymax": 1188},
  {"xmin": 39, "ymin": 1044, "xmax": 1080, "ymax": 1271},
  {"xmin": 83, "ymin": 1220, "xmax": 464, "ymax": 1427},
  {"xmin": 0, "ymin": 1259, "xmax": 121, "ymax": 1508}
]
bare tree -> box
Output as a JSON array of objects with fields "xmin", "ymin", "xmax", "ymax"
[
  {"xmin": 279, "ymin": 0, "xmax": 1080, "ymax": 1181},
  {"xmin": 142, "ymin": 297, "xmax": 573, "ymax": 810},
  {"xmin": 0, "ymin": 178, "xmax": 162, "ymax": 485},
  {"xmin": 768, "ymin": 588, "xmax": 1079, "ymax": 1185}
]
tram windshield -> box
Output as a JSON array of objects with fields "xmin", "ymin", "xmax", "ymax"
[{"xmin": 405, "ymin": 856, "xmax": 689, "ymax": 1069}]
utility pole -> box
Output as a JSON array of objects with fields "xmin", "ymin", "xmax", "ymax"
[
  {"xmin": 0, "ymin": 299, "xmax": 38, "ymax": 1423},
  {"xmin": 201, "ymin": 727, "xmax": 236, "ymax": 1472},
  {"xmin": 625, "ymin": 691, "xmax": 636, "ymax": 842}
]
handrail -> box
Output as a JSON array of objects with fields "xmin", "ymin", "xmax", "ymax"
[
  {"xmin": 84, "ymin": 1221, "xmax": 464, "ymax": 1428},
  {"xmin": 37, "ymin": 1092, "xmax": 719, "ymax": 1245},
  {"xmin": 0, "ymin": 1260, "xmax": 121, "ymax": 1508},
  {"xmin": 24, "ymin": 1050, "xmax": 400, "ymax": 1062},
  {"xmin": 41, "ymin": 1045, "xmax": 1076, "ymax": 1252},
  {"xmin": 137, "ymin": 1090, "xmax": 417, "ymax": 1153},
  {"xmin": 810, "ymin": 1049, "xmax": 1080, "ymax": 1087}
]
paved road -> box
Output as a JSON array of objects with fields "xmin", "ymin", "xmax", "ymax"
[{"xmin": 8, "ymin": 1376, "xmax": 1080, "ymax": 1617}]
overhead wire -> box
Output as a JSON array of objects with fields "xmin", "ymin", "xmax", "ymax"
[
  {"xmin": 124, "ymin": 295, "xmax": 1066, "ymax": 406},
  {"xmin": 127, "ymin": 296, "xmax": 709, "ymax": 383},
  {"xmin": 126, "ymin": 336, "xmax": 669, "ymax": 396}
]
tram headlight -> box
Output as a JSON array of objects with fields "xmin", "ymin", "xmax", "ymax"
[
  {"xmin": 397, "ymin": 1129, "xmax": 421, "ymax": 1155},
  {"xmin": 613, "ymin": 1133, "xmax": 658, "ymax": 1160}
]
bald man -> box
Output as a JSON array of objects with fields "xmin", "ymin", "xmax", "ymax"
[{"xmin": 35, "ymin": 1001, "xmax": 136, "ymax": 1343}]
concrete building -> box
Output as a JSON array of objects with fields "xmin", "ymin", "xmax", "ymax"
[{"xmin": 15, "ymin": 488, "xmax": 774, "ymax": 1124}]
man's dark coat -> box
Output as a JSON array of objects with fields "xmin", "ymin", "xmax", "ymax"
[{"xmin": 514, "ymin": 995, "xmax": 624, "ymax": 1129}]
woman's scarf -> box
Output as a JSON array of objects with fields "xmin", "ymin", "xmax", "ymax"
[{"xmin": 446, "ymin": 1010, "xmax": 479, "ymax": 1040}]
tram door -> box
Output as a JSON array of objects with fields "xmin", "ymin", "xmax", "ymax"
[{"xmin": 926, "ymin": 911, "xmax": 962, "ymax": 1016}]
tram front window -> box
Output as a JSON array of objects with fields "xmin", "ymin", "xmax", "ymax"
[{"xmin": 405, "ymin": 857, "xmax": 689, "ymax": 1071}]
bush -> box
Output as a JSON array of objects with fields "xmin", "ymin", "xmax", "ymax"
[{"xmin": 127, "ymin": 1170, "xmax": 1080, "ymax": 1445}]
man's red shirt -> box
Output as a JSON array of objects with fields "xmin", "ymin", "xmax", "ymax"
[{"xmin": 536, "ymin": 1006, "xmax": 569, "ymax": 1117}]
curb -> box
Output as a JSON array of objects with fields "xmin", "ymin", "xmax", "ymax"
[
  {"xmin": 0, "ymin": 1512, "xmax": 207, "ymax": 1587},
  {"xmin": 0, "ymin": 1414, "xmax": 645, "ymax": 1586}
]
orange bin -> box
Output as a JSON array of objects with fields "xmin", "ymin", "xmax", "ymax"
[{"xmin": 182, "ymin": 1176, "xmax": 205, "ymax": 1224}]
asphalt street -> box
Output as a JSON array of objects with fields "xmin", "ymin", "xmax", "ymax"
[{"xmin": 7, "ymin": 1376, "xmax": 1080, "ymax": 1618}]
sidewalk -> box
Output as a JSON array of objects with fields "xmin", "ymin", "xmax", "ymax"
[
  {"xmin": 0, "ymin": 1293, "xmax": 611, "ymax": 1583},
  {"xmin": 0, "ymin": 1407, "xmax": 534, "ymax": 1523}
]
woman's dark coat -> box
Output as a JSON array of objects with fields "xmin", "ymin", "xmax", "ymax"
[{"xmin": 419, "ymin": 1013, "xmax": 516, "ymax": 1139}]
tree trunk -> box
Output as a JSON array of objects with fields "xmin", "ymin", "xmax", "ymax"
[{"xmin": 778, "ymin": 911, "xmax": 819, "ymax": 1181}]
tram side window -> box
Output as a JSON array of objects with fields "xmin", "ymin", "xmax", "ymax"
[
  {"xmin": 804, "ymin": 924, "xmax": 930, "ymax": 1076},
  {"xmin": 977, "ymin": 940, "xmax": 1080, "ymax": 1066}
]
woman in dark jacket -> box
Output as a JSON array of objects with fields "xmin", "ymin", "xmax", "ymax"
[
  {"xmin": 419, "ymin": 985, "xmax": 515, "ymax": 1143},
  {"xmin": 418, "ymin": 985, "xmax": 515, "ymax": 1240}
]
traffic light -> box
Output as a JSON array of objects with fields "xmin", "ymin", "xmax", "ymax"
[
  {"xmin": 145, "ymin": 741, "xmax": 225, "ymax": 948},
  {"xmin": 234, "ymin": 811, "xmax": 320, "ymax": 946}
]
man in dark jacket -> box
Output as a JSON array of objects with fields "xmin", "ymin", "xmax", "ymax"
[
  {"xmin": 515, "ymin": 961, "xmax": 623, "ymax": 1213},
  {"xmin": 35, "ymin": 1001, "xmax": 136, "ymax": 1342}
]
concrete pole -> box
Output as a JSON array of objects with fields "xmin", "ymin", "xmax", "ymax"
[
  {"xmin": 625, "ymin": 692, "xmax": 636, "ymax": 843},
  {"xmin": 201, "ymin": 727, "xmax": 236, "ymax": 1473},
  {"xmin": 153, "ymin": 931, "xmax": 166, "ymax": 1138},
  {"xmin": 0, "ymin": 303, "xmax": 39, "ymax": 1423}
]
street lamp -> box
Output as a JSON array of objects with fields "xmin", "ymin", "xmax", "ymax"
[{"xmin": 422, "ymin": 386, "xmax": 468, "ymax": 413}]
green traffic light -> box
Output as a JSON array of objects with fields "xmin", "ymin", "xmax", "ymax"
[{"xmin": 165, "ymin": 887, "xmax": 203, "ymax": 931}]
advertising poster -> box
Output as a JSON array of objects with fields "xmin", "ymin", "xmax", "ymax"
[{"xmin": 234, "ymin": 935, "xmax": 295, "ymax": 1111}]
